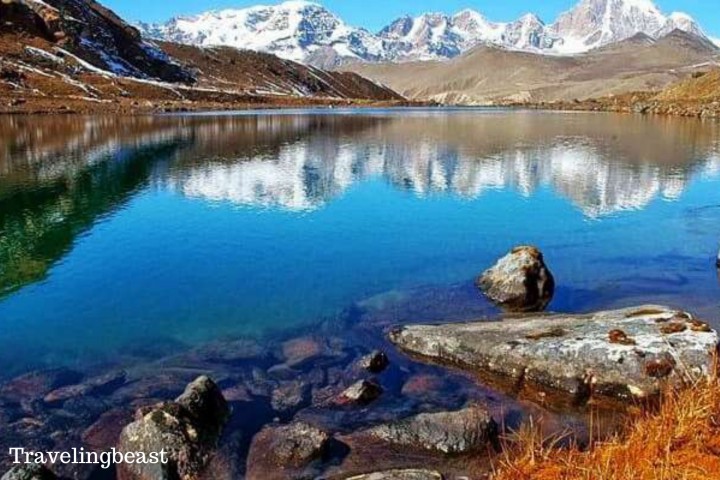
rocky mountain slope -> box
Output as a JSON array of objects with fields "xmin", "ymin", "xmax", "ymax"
[
  {"xmin": 0, "ymin": 0, "xmax": 405, "ymax": 114},
  {"xmin": 139, "ymin": 0, "xmax": 715, "ymax": 66},
  {"xmin": 540, "ymin": 68, "xmax": 720, "ymax": 118},
  {"xmin": 347, "ymin": 30, "xmax": 720, "ymax": 104},
  {"xmin": 1, "ymin": 0, "xmax": 193, "ymax": 82},
  {"xmin": 160, "ymin": 42, "xmax": 401, "ymax": 100}
]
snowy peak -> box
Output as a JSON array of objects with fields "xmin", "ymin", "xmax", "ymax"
[
  {"xmin": 139, "ymin": 0, "xmax": 384, "ymax": 63},
  {"xmin": 655, "ymin": 12, "xmax": 705, "ymax": 39},
  {"xmin": 138, "ymin": 0, "xmax": 715, "ymax": 65},
  {"xmin": 549, "ymin": 0, "xmax": 698, "ymax": 53}
]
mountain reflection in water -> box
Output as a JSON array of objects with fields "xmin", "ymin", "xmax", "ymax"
[{"xmin": 1, "ymin": 109, "xmax": 719, "ymax": 376}]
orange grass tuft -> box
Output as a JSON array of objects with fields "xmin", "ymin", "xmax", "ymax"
[{"xmin": 493, "ymin": 377, "xmax": 720, "ymax": 480}]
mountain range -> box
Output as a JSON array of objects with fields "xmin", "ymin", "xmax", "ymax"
[
  {"xmin": 138, "ymin": 0, "xmax": 717, "ymax": 66},
  {"xmin": 348, "ymin": 30, "xmax": 720, "ymax": 104},
  {"xmin": 0, "ymin": 0, "xmax": 404, "ymax": 114}
]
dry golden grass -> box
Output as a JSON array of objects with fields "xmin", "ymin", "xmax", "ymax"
[
  {"xmin": 654, "ymin": 70, "xmax": 720, "ymax": 103},
  {"xmin": 494, "ymin": 377, "xmax": 720, "ymax": 480}
]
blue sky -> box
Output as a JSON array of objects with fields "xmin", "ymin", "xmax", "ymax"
[{"xmin": 106, "ymin": 0, "xmax": 719, "ymax": 37}]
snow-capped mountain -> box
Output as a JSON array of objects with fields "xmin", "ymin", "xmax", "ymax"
[
  {"xmin": 376, "ymin": 10, "xmax": 560, "ymax": 60},
  {"xmin": 549, "ymin": 0, "xmax": 703, "ymax": 53},
  {"xmin": 138, "ymin": 0, "xmax": 714, "ymax": 65},
  {"xmin": 138, "ymin": 0, "xmax": 385, "ymax": 63}
]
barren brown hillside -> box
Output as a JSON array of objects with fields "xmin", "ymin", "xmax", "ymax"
[
  {"xmin": 0, "ymin": 0, "xmax": 406, "ymax": 114},
  {"xmin": 346, "ymin": 31, "xmax": 720, "ymax": 105}
]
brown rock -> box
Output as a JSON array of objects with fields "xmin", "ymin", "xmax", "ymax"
[
  {"xmin": 82, "ymin": 408, "xmax": 133, "ymax": 452},
  {"xmin": 0, "ymin": 368, "xmax": 83, "ymax": 403},
  {"xmin": 44, "ymin": 370, "xmax": 126, "ymax": 405},
  {"xmin": 282, "ymin": 337, "xmax": 324, "ymax": 367},
  {"xmin": 401, "ymin": 375, "xmax": 445, "ymax": 397},
  {"xmin": 246, "ymin": 422, "xmax": 330, "ymax": 480},
  {"xmin": 477, "ymin": 246, "xmax": 554, "ymax": 312}
]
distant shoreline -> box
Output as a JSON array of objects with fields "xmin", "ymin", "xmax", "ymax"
[
  {"xmin": 4, "ymin": 94, "xmax": 720, "ymax": 119},
  {"xmin": 0, "ymin": 97, "xmax": 431, "ymax": 116}
]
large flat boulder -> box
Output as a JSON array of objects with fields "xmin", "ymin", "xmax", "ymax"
[{"xmin": 390, "ymin": 306, "xmax": 718, "ymax": 401}]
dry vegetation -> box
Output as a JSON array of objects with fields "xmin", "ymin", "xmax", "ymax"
[
  {"xmin": 656, "ymin": 70, "xmax": 720, "ymax": 103},
  {"xmin": 494, "ymin": 376, "xmax": 720, "ymax": 480}
]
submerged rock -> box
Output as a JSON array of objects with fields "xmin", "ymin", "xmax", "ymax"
[
  {"xmin": 390, "ymin": 305, "xmax": 718, "ymax": 401},
  {"xmin": 477, "ymin": 246, "xmax": 554, "ymax": 312},
  {"xmin": 246, "ymin": 422, "xmax": 330, "ymax": 475},
  {"xmin": 339, "ymin": 380, "xmax": 383, "ymax": 405},
  {"xmin": 1, "ymin": 464, "xmax": 56, "ymax": 480},
  {"xmin": 282, "ymin": 337, "xmax": 325, "ymax": 367},
  {"xmin": 117, "ymin": 376, "xmax": 230, "ymax": 480},
  {"xmin": 345, "ymin": 470, "xmax": 443, "ymax": 480},
  {"xmin": 0, "ymin": 368, "xmax": 83, "ymax": 403},
  {"xmin": 360, "ymin": 350, "xmax": 390, "ymax": 374},
  {"xmin": 271, "ymin": 380, "xmax": 311, "ymax": 414},
  {"xmin": 44, "ymin": 370, "xmax": 127, "ymax": 406},
  {"xmin": 366, "ymin": 405, "xmax": 497, "ymax": 454},
  {"xmin": 175, "ymin": 376, "xmax": 230, "ymax": 439}
]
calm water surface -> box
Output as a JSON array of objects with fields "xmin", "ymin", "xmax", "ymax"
[{"xmin": 1, "ymin": 109, "xmax": 719, "ymax": 378}]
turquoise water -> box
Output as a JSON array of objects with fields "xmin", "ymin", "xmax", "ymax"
[{"xmin": 1, "ymin": 110, "xmax": 719, "ymax": 377}]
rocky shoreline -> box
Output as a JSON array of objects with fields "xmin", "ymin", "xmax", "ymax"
[
  {"xmin": 516, "ymin": 96, "xmax": 720, "ymax": 119},
  {"xmin": 0, "ymin": 96, "xmax": 427, "ymax": 116},
  {"xmin": 1, "ymin": 247, "xmax": 718, "ymax": 479}
]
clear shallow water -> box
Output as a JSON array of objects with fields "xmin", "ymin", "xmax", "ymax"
[{"xmin": 1, "ymin": 109, "xmax": 720, "ymax": 378}]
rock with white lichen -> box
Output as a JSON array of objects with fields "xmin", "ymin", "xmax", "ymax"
[{"xmin": 390, "ymin": 305, "xmax": 719, "ymax": 402}]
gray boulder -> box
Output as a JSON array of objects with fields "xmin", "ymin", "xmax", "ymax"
[
  {"xmin": 117, "ymin": 376, "xmax": 230, "ymax": 480},
  {"xmin": 477, "ymin": 246, "xmax": 554, "ymax": 312},
  {"xmin": 390, "ymin": 305, "xmax": 718, "ymax": 402},
  {"xmin": 1, "ymin": 465, "xmax": 55, "ymax": 480},
  {"xmin": 339, "ymin": 380, "xmax": 383, "ymax": 404},
  {"xmin": 345, "ymin": 470, "xmax": 443, "ymax": 480},
  {"xmin": 366, "ymin": 405, "xmax": 497, "ymax": 454}
]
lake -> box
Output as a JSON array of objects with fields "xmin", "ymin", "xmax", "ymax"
[{"xmin": 1, "ymin": 109, "xmax": 720, "ymax": 379}]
